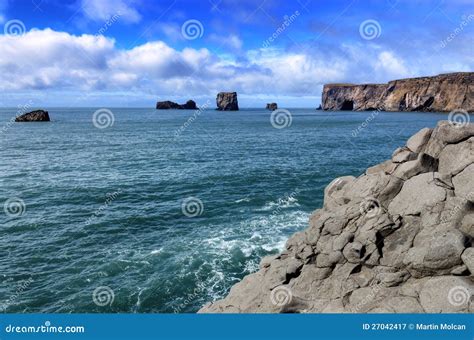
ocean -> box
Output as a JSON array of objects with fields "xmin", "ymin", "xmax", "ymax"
[{"xmin": 0, "ymin": 107, "xmax": 462, "ymax": 313}]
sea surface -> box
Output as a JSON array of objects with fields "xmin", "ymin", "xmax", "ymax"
[{"xmin": 0, "ymin": 107, "xmax": 464, "ymax": 313}]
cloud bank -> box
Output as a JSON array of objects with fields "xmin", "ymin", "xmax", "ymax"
[{"xmin": 0, "ymin": 28, "xmax": 471, "ymax": 107}]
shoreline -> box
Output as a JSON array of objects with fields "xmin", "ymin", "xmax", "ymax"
[{"xmin": 200, "ymin": 120, "xmax": 474, "ymax": 313}]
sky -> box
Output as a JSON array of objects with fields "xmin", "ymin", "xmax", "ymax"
[{"xmin": 0, "ymin": 0, "xmax": 472, "ymax": 108}]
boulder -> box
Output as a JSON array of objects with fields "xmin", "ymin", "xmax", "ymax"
[
  {"xmin": 388, "ymin": 173, "xmax": 446, "ymax": 216},
  {"xmin": 406, "ymin": 127, "xmax": 432, "ymax": 153},
  {"xmin": 156, "ymin": 100, "xmax": 197, "ymax": 110},
  {"xmin": 15, "ymin": 110, "xmax": 50, "ymax": 122},
  {"xmin": 216, "ymin": 92, "xmax": 239, "ymax": 111},
  {"xmin": 461, "ymin": 248, "xmax": 474, "ymax": 274},
  {"xmin": 199, "ymin": 121, "xmax": 474, "ymax": 314},
  {"xmin": 452, "ymin": 164, "xmax": 474, "ymax": 202},
  {"xmin": 266, "ymin": 103, "xmax": 278, "ymax": 111}
]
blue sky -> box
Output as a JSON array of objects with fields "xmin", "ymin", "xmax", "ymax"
[{"xmin": 0, "ymin": 0, "xmax": 472, "ymax": 107}]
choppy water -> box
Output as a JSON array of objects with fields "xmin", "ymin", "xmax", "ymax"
[{"xmin": 0, "ymin": 107, "xmax": 460, "ymax": 313}]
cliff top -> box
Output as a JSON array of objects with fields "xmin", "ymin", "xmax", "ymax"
[{"xmin": 324, "ymin": 72, "xmax": 473, "ymax": 88}]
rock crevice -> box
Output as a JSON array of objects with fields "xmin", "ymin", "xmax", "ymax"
[{"xmin": 200, "ymin": 121, "xmax": 474, "ymax": 313}]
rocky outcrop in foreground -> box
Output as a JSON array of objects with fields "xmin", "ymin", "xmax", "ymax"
[
  {"xmin": 156, "ymin": 100, "xmax": 197, "ymax": 110},
  {"xmin": 216, "ymin": 92, "xmax": 239, "ymax": 111},
  {"xmin": 15, "ymin": 110, "xmax": 50, "ymax": 122},
  {"xmin": 200, "ymin": 121, "xmax": 474, "ymax": 313},
  {"xmin": 266, "ymin": 103, "xmax": 278, "ymax": 111},
  {"xmin": 322, "ymin": 72, "xmax": 473, "ymax": 112}
]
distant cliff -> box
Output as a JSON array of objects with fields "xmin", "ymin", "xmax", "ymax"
[{"xmin": 322, "ymin": 72, "xmax": 473, "ymax": 112}]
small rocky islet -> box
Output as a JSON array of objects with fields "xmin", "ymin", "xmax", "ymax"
[
  {"xmin": 216, "ymin": 92, "xmax": 239, "ymax": 111},
  {"xmin": 156, "ymin": 100, "xmax": 197, "ymax": 110},
  {"xmin": 266, "ymin": 103, "xmax": 278, "ymax": 111},
  {"xmin": 15, "ymin": 109, "xmax": 50, "ymax": 122},
  {"xmin": 200, "ymin": 120, "xmax": 474, "ymax": 313}
]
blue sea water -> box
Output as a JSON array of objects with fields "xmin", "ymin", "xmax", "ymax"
[{"xmin": 0, "ymin": 107, "xmax": 462, "ymax": 313}]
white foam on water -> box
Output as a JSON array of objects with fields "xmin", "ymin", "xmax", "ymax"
[
  {"xmin": 196, "ymin": 209, "xmax": 310, "ymax": 303},
  {"xmin": 257, "ymin": 196, "xmax": 301, "ymax": 212},
  {"xmin": 234, "ymin": 197, "xmax": 251, "ymax": 203}
]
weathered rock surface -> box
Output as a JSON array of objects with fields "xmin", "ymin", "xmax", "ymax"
[
  {"xmin": 322, "ymin": 72, "xmax": 473, "ymax": 112},
  {"xmin": 200, "ymin": 121, "xmax": 474, "ymax": 313},
  {"xmin": 156, "ymin": 100, "xmax": 197, "ymax": 110},
  {"xmin": 15, "ymin": 110, "xmax": 50, "ymax": 122},
  {"xmin": 216, "ymin": 92, "xmax": 239, "ymax": 111},
  {"xmin": 266, "ymin": 103, "xmax": 278, "ymax": 111}
]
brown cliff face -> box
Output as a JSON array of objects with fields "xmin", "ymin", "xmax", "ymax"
[{"xmin": 322, "ymin": 72, "xmax": 473, "ymax": 112}]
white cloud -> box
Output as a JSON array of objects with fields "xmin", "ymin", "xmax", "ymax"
[
  {"xmin": 375, "ymin": 51, "xmax": 410, "ymax": 79},
  {"xmin": 0, "ymin": 28, "xmax": 471, "ymax": 107},
  {"xmin": 81, "ymin": 0, "xmax": 141, "ymax": 23},
  {"xmin": 0, "ymin": 29, "xmax": 115, "ymax": 90}
]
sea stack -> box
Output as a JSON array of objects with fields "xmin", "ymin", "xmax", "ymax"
[
  {"xmin": 156, "ymin": 100, "xmax": 197, "ymax": 110},
  {"xmin": 322, "ymin": 72, "xmax": 473, "ymax": 112},
  {"xmin": 266, "ymin": 103, "xmax": 278, "ymax": 111},
  {"xmin": 15, "ymin": 110, "xmax": 50, "ymax": 122},
  {"xmin": 216, "ymin": 92, "xmax": 239, "ymax": 111},
  {"xmin": 200, "ymin": 121, "xmax": 474, "ymax": 313}
]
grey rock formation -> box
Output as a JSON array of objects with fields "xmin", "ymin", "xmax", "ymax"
[
  {"xmin": 266, "ymin": 103, "xmax": 278, "ymax": 111},
  {"xmin": 15, "ymin": 110, "xmax": 50, "ymax": 122},
  {"xmin": 200, "ymin": 121, "xmax": 474, "ymax": 313},
  {"xmin": 156, "ymin": 100, "xmax": 197, "ymax": 110},
  {"xmin": 322, "ymin": 72, "xmax": 473, "ymax": 112},
  {"xmin": 216, "ymin": 92, "xmax": 239, "ymax": 111}
]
